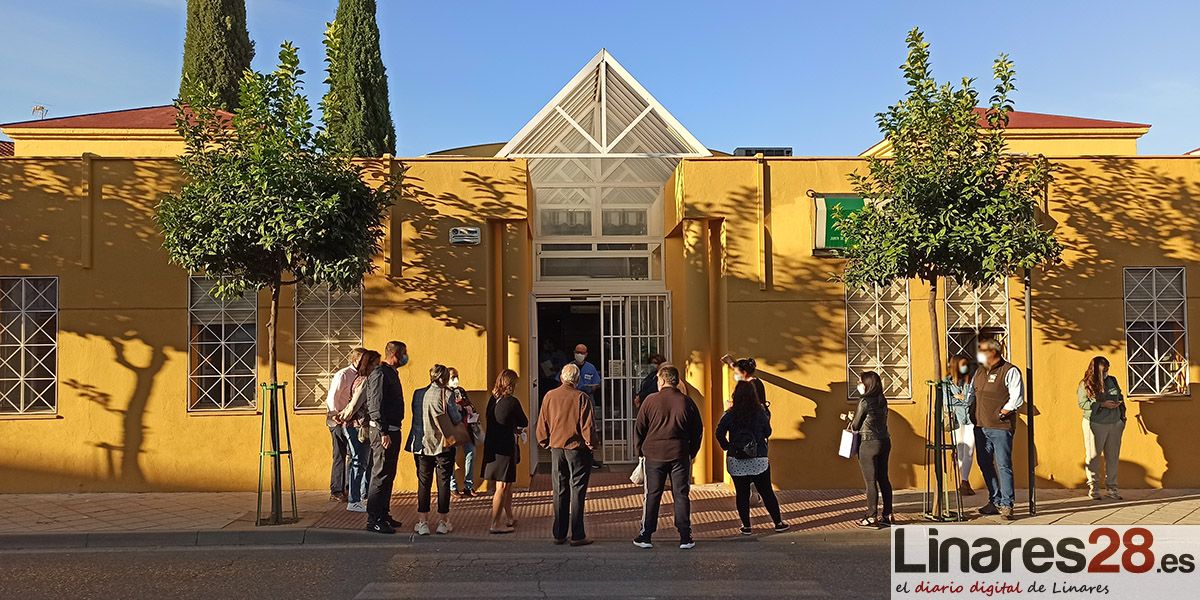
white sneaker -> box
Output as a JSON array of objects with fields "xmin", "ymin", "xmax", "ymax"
[
  {"xmin": 414, "ymin": 521, "xmax": 430, "ymax": 536},
  {"xmin": 346, "ymin": 501, "xmax": 366, "ymax": 513},
  {"xmin": 436, "ymin": 520, "xmax": 453, "ymax": 534}
]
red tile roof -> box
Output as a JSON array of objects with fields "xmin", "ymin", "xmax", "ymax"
[
  {"xmin": 0, "ymin": 105, "xmax": 232, "ymax": 129},
  {"xmin": 0, "ymin": 141, "xmax": 13, "ymax": 156},
  {"xmin": 974, "ymin": 108, "xmax": 1148, "ymax": 130}
]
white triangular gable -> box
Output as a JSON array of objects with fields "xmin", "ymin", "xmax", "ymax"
[{"xmin": 496, "ymin": 50, "xmax": 709, "ymax": 158}]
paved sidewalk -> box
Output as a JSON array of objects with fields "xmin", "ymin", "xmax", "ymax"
[{"xmin": 2, "ymin": 484, "xmax": 1198, "ymax": 549}]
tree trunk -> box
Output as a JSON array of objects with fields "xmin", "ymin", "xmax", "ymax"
[
  {"xmin": 927, "ymin": 275, "xmax": 945, "ymax": 517},
  {"xmin": 267, "ymin": 282, "xmax": 282, "ymax": 524},
  {"xmin": 927, "ymin": 276, "xmax": 942, "ymax": 381}
]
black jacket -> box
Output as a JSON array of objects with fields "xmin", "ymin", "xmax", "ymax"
[
  {"xmin": 851, "ymin": 394, "xmax": 889, "ymax": 441},
  {"xmin": 715, "ymin": 406, "xmax": 771, "ymax": 459},
  {"xmin": 634, "ymin": 387, "xmax": 704, "ymax": 462},
  {"xmin": 365, "ymin": 363, "xmax": 405, "ymax": 431}
]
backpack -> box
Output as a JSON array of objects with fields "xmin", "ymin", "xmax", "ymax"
[{"xmin": 728, "ymin": 425, "xmax": 759, "ymax": 460}]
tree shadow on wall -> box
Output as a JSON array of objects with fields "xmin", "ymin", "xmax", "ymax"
[
  {"xmin": 380, "ymin": 167, "xmax": 527, "ymax": 334},
  {"xmin": 0, "ymin": 158, "xmax": 185, "ymax": 487}
]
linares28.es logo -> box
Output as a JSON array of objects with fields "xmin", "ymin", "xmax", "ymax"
[{"xmin": 894, "ymin": 527, "xmax": 1197, "ymax": 574}]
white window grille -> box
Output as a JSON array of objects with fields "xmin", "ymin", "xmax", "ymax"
[
  {"xmin": 846, "ymin": 281, "xmax": 912, "ymax": 400},
  {"xmin": 294, "ymin": 282, "xmax": 363, "ymax": 411},
  {"xmin": 496, "ymin": 50, "xmax": 709, "ymax": 282},
  {"xmin": 188, "ymin": 276, "xmax": 257, "ymax": 411},
  {"xmin": 1123, "ymin": 267, "xmax": 1188, "ymax": 396},
  {"xmin": 0, "ymin": 277, "xmax": 58, "ymax": 414},
  {"xmin": 945, "ymin": 278, "xmax": 1010, "ymax": 362}
]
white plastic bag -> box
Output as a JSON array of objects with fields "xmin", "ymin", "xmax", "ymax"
[{"xmin": 630, "ymin": 456, "xmax": 646, "ymax": 485}]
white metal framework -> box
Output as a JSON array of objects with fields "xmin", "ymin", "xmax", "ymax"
[
  {"xmin": 188, "ymin": 276, "xmax": 257, "ymax": 411},
  {"xmin": 846, "ymin": 281, "xmax": 912, "ymax": 400},
  {"xmin": 497, "ymin": 50, "xmax": 709, "ymax": 283},
  {"xmin": 944, "ymin": 278, "xmax": 1010, "ymax": 361},
  {"xmin": 294, "ymin": 282, "xmax": 364, "ymax": 411},
  {"xmin": 0, "ymin": 276, "xmax": 58, "ymax": 414},
  {"xmin": 1123, "ymin": 267, "xmax": 1189, "ymax": 396},
  {"xmin": 598, "ymin": 293, "xmax": 671, "ymax": 464}
]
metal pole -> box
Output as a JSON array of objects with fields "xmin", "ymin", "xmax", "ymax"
[
  {"xmin": 269, "ymin": 384, "xmax": 283, "ymax": 525},
  {"xmin": 1024, "ymin": 268, "xmax": 1036, "ymax": 515}
]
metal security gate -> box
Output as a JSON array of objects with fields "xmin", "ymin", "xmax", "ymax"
[{"xmin": 598, "ymin": 294, "xmax": 670, "ymax": 464}]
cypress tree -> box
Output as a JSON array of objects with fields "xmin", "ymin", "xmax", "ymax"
[
  {"xmin": 322, "ymin": 0, "xmax": 396, "ymax": 156},
  {"xmin": 179, "ymin": 0, "xmax": 254, "ymax": 110}
]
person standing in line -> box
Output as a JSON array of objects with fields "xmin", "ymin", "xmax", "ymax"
[
  {"xmin": 632, "ymin": 365, "xmax": 704, "ymax": 550},
  {"xmin": 633, "ymin": 354, "xmax": 667, "ymax": 412},
  {"xmin": 482, "ymin": 369, "xmax": 528, "ymax": 534},
  {"xmin": 971, "ymin": 338, "xmax": 1024, "ymax": 520},
  {"xmin": 406, "ymin": 364, "xmax": 460, "ymax": 536},
  {"xmin": 364, "ymin": 341, "xmax": 407, "ymax": 534},
  {"xmin": 337, "ymin": 350, "xmax": 381, "ymax": 513},
  {"xmin": 716, "ymin": 381, "xmax": 789, "ymax": 535},
  {"xmin": 325, "ymin": 347, "xmax": 365, "ymax": 502},
  {"xmin": 564, "ymin": 344, "xmax": 603, "ymax": 470},
  {"xmin": 446, "ymin": 367, "xmax": 479, "ymax": 498},
  {"xmin": 851, "ymin": 371, "xmax": 893, "ymax": 529},
  {"xmin": 722, "ymin": 355, "xmax": 769, "ymax": 411},
  {"xmin": 536, "ymin": 363, "xmax": 596, "ymax": 547},
  {"xmin": 1078, "ymin": 356, "xmax": 1126, "ymax": 500},
  {"xmin": 945, "ymin": 354, "xmax": 977, "ymax": 496}
]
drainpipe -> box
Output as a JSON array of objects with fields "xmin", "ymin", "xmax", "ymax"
[
  {"xmin": 1025, "ymin": 271, "xmax": 1036, "ymax": 516},
  {"xmin": 755, "ymin": 153, "xmax": 767, "ymax": 290}
]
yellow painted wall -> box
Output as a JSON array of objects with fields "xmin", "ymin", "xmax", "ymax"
[
  {"xmin": 3, "ymin": 129, "xmax": 186, "ymax": 158},
  {"xmin": 0, "ymin": 156, "xmax": 530, "ymax": 493},
  {"xmin": 862, "ymin": 128, "xmax": 1146, "ymax": 158},
  {"xmin": 668, "ymin": 155, "xmax": 1200, "ymax": 490}
]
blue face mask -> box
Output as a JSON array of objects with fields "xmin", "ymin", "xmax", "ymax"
[{"xmin": 399, "ymin": 355, "xmax": 409, "ymax": 367}]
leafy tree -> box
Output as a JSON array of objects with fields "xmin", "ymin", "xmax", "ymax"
[
  {"xmin": 837, "ymin": 28, "xmax": 1061, "ymax": 382},
  {"xmin": 322, "ymin": 0, "xmax": 397, "ymax": 156},
  {"xmin": 158, "ymin": 43, "xmax": 395, "ymax": 521},
  {"xmin": 180, "ymin": 0, "xmax": 255, "ymax": 110}
]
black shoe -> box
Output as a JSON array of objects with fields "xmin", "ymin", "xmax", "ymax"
[
  {"xmin": 773, "ymin": 522, "xmax": 790, "ymax": 533},
  {"xmin": 679, "ymin": 536, "xmax": 696, "ymax": 550},
  {"xmin": 385, "ymin": 516, "xmax": 402, "ymax": 528},
  {"xmin": 633, "ymin": 534, "xmax": 653, "ymax": 549},
  {"xmin": 979, "ymin": 503, "xmax": 1000, "ymax": 516},
  {"xmin": 553, "ymin": 538, "xmax": 567, "ymax": 545},
  {"xmin": 366, "ymin": 520, "xmax": 395, "ymax": 534},
  {"xmin": 739, "ymin": 526, "xmax": 753, "ymax": 536}
]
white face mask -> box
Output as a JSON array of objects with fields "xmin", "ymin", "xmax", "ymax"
[
  {"xmin": 574, "ymin": 353, "xmax": 586, "ymax": 364},
  {"xmin": 448, "ymin": 377, "xmax": 460, "ymax": 389},
  {"xmin": 733, "ymin": 373, "xmax": 744, "ymax": 382},
  {"xmin": 856, "ymin": 383, "xmax": 866, "ymax": 396},
  {"xmin": 958, "ymin": 365, "xmax": 969, "ymax": 375},
  {"xmin": 975, "ymin": 352, "xmax": 989, "ymax": 365}
]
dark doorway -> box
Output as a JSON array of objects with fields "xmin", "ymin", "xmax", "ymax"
[{"xmin": 534, "ymin": 301, "xmax": 601, "ymax": 467}]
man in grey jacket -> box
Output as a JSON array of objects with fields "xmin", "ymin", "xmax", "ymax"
[{"xmin": 365, "ymin": 340, "xmax": 407, "ymax": 534}]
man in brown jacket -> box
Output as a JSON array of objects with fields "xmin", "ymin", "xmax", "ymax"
[
  {"xmin": 632, "ymin": 365, "xmax": 704, "ymax": 549},
  {"xmin": 536, "ymin": 363, "xmax": 596, "ymax": 546}
]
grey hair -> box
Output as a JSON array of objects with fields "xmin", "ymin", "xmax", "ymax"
[{"xmin": 560, "ymin": 363, "xmax": 581, "ymax": 385}]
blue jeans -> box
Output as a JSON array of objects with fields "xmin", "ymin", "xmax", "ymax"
[
  {"xmin": 343, "ymin": 425, "xmax": 370, "ymax": 503},
  {"xmin": 975, "ymin": 427, "xmax": 1015, "ymax": 508},
  {"xmin": 450, "ymin": 440, "xmax": 476, "ymax": 492}
]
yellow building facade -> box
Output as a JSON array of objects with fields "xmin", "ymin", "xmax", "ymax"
[{"xmin": 3, "ymin": 52, "xmax": 1199, "ymax": 493}]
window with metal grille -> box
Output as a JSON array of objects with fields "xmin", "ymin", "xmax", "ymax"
[
  {"xmin": 945, "ymin": 278, "xmax": 1010, "ymax": 362},
  {"xmin": 1123, "ymin": 267, "xmax": 1188, "ymax": 396},
  {"xmin": 188, "ymin": 276, "xmax": 257, "ymax": 411},
  {"xmin": 294, "ymin": 282, "xmax": 363, "ymax": 411},
  {"xmin": 0, "ymin": 277, "xmax": 58, "ymax": 414},
  {"xmin": 846, "ymin": 281, "xmax": 911, "ymax": 400}
]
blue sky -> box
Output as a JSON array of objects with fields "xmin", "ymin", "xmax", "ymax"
[{"xmin": 1, "ymin": 0, "xmax": 1197, "ymax": 155}]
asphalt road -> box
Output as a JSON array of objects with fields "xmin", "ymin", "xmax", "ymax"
[{"xmin": 0, "ymin": 531, "xmax": 891, "ymax": 599}]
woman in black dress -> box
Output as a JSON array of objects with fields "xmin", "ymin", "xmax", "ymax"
[{"xmin": 482, "ymin": 369, "xmax": 527, "ymax": 533}]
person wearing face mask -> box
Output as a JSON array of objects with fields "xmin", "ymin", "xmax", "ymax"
[
  {"xmin": 944, "ymin": 355, "xmax": 976, "ymax": 497},
  {"xmin": 446, "ymin": 367, "xmax": 480, "ymax": 497},
  {"xmin": 364, "ymin": 340, "xmax": 407, "ymax": 534},
  {"xmin": 721, "ymin": 355, "xmax": 768, "ymax": 412},
  {"xmin": 325, "ymin": 347, "xmax": 366, "ymax": 503},
  {"xmin": 1077, "ymin": 356, "xmax": 1126, "ymax": 500},
  {"xmin": 558, "ymin": 344, "xmax": 603, "ymax": 469},
  {"xmin": 634, "ymin": 354, "xmax": 667, "ymax": 412},
  {"xmin": 970, "ymin": 338, "xmax": 1024, "ymax": 520},
  {"xmin": 850, "ymin": 371, "xmax": 892, "ymax": 528}
]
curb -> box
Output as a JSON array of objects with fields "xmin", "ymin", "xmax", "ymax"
[{"xmin": 0, "ymin": 528, "xmax": 409, "ymax": 551}]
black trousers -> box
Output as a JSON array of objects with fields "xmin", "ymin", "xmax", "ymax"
[
  {"xmin": 858, "ymin": 438, "xmax": 893, "ymax": 519},
  {"xmin": 640, "ymin": 458, "xmax": 692, "ymax": 538},
  {"xmin": 414, "ymin": 450, "xmax": 455, "ymax": 515},
  {"xmin": 366, "ymin": 428, "xmax": 401, "ymax": 522},
  {"xmin": 732, "ymin": 466, "xmax": 783, "ymax": 528},
  {"xmin": 550, "ymin": 447, "xmax": 592, "ymax": 541},
  {"xmin": 329, "ymin": 424, "xmax": 348, "ymax": 495}
]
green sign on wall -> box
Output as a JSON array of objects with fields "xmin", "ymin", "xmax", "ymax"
[{"xmin": 814, "ymin": 194, "xmax": 865, "ymax": 251}]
